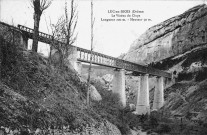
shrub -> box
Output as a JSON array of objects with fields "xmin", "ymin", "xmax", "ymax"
[
  {"xmin": 177, "ymin": 72, "xmax": 193, "ymax": 81},
  {"xmin": 199, "ymin": 127, "xmax": 207, "ymax": 135},
  {"xmin": 117, "ymin": 123, "xmax": 131, "ymax": 135},
  {"xmin": 195, "ymin": 68, "xmax": 207, "ymax": 82},
  {"xmin": 148, "ymin": 115, "xmax": 158, "ymax": 128},
  {"xmin": 121, "ymin": 110, "xmax": 140, "ymax": 129},
  {"xmin": 155, "ymin": 123, "xmax": 171, "ymax": 133},
  {"xmin": 91, "ymin": 80, "xmax": 141, "ymax": 134}
]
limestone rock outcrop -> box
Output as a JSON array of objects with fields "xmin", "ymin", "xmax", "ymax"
[{"xmin": 124, "ymin": 4, "xmax": 207, "ymax": 65}]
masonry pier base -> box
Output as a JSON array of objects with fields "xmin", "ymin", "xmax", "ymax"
[
  {"xmin": 112, "ymin": 69, "xmax": 126, "ymax": 108},
  {"xmin": 153, "ymin": 76, "xmax": 164, "ymax": 110},
  {"xmin": 136, "ymin": 74, "xmax": 150, "ymax": 115},
  {"xmin": 75, "ymin": 61, "xmax": 82, "ymax": 75}
]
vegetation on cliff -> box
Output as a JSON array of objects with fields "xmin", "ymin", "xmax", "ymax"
[{"xmin": 0, "ymin": 32, "xmax": 121, "ymax": 134}]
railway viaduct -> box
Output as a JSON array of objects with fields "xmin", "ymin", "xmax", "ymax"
[{"xmin": 0, "ymin": 22, "xmax": 173, "ymax": 115}]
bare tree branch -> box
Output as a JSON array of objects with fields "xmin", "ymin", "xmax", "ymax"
[
  {"xmin": 31, "ymin": 0, "xmax": 52, "ymax": 12},
  {"xmin": 31, "ymin": 0, "xmax": 53, "ymax": 52},
  {"xmin": 87, "ymin": 0, "xmax": 95, "ymax": 107},
  {"xmin": 48, "ymin": 0, "xmax": 78, "ymax": 70}
]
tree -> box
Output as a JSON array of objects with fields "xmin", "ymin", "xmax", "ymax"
[
  {"xmin": 65, "ymin": 0, "xmax": 78, "ymax": 46},
  {"xmin": 87, "ymin": 0, "xmax": 95, "ymax": 107},
  {"xmin": 61, "ymin": 0, "xmax": 78, "ymax": 62},
  {"xmin": 49, "ymin": 0, "xmax": 78, "ymax": 70},
  {"xmin": 31, "ymin": 0, "xmax": 52, "ymax": 52}
]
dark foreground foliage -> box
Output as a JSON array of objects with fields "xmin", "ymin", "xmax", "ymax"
[
  {"xmin": 0, "ymin": 37, "xmax": 104, "ymax": 132},
  {"xmin": 0, "ymin": 34, "xmax": 138, "ymax": 134}
]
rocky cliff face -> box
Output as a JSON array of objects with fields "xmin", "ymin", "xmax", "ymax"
[
  {"xmin": 122, "ymin": 4, "xmax": 207, "ymax": 125},
  {"xmin": 124, "ymin": 4, "xmax": 207, "ymax": 65}
]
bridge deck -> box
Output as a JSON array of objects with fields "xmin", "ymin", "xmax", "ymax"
[{"xmin": 17, "ymin": 25, "xmax": 172, "ymax": 78}]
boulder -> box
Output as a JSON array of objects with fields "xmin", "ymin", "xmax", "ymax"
[
  {"xmin": 129, "ymin": 103, "xmax": 136, "ymax": 111},
  {"xmin": 90, "ymin": 85, "xmax": 102, "ymax": 101}
]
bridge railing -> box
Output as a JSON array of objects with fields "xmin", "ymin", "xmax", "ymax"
[
  {"xmin": 77, "ymin": 46, "xmax": 148, "ymax": 73},
  {"xmin": 17, "ymin": 24, "xmax": 172, "ymax": 78}
]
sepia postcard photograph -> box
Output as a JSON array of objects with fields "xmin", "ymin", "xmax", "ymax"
[{"xmin": 0, "ymin": 0, "xmax": 207, "ymax": 134}]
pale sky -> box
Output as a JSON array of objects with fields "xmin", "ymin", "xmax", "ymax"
[{"xmin": 0, "ymin": 0, "xmax": 204, "ymax": 57}]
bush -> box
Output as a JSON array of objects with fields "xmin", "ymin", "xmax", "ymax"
[
  {"xmin": 149, "ymin": 115, "xmax": 158, "ymax": 128},
  {"xmin": 199, "ymin": 127, "xmax": 207, "ymax": 135},
  {"xmin": 117, "ymin": 123, "xmax": 131, "ymax": 135},
  {"xmin": 195, "ymin": 68, "xmax": 207, "ymax": 82},
  {"xmin": 177, "ymin": 72, "xmax": 193, "ymax": 81},
  {"xmin": 155, "ymin": 123, "xmax": 171, "ymax": 133},
  {"xmin": 91, "ymin": 80, "xmax": 142, "ymax": 134}
]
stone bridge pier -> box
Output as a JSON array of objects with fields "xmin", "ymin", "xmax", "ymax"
[
  {"xmin": 135, "ymin": 75, "xmax": 165, "ymax": 114},
  {"xmin": 152, "ymin": 77, "xmax": 164, "ymax": 111},
  {"xmin": 111, "ymin": 70, "xmax": 165, "ymax": 114},
  {"xmin": 66, "ymin": 46, "xmax": 82, "ymax": 74},
  {"xmin": 112, "ymin": 69, "xmax": 126, "ymax": 108},
  {"xmin": 136, "ymin": 75, "xmax": 165, "ymax": 114},
  {"xmin": 20, "ymin": 33, "xmax": 28, "ymax": 49},
  {"xmin": 19, "ymin": 35, "xmax": 82, "ymax": 74},
  {"xmin": 136, "ymin": 74, "xmax": 150, "ymax": 115}
]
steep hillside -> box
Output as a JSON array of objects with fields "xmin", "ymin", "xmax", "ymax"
[
  {"xmin": 124, "ymin": 4, "xmax": 207, "ymax": 65},
  {"xmin": 1, "ymin": 21, "xmax": 157, "ymax": 135},
  {"xmin": 0, "ymin": 27, "xmax": 126, "ymax": 134}
]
